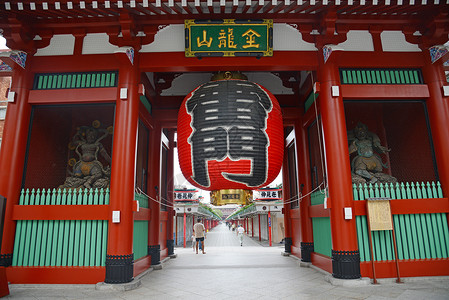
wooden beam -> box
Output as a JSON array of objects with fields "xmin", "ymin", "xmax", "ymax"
[{"xmin": 341, "ymin": 84, "xmax": 429, "ymax": 100}]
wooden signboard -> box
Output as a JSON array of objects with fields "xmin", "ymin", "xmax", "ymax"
[
  {"xmin": 366, "ymin": 199, "xmax": 393, "ymax": 231},
  {"xmin": 185, "ymin": 19, "xmax": 273, "ymax": 58},
  {"xmin": 366, "ymin": 198, "xmax": 401, "ymax": 284}
]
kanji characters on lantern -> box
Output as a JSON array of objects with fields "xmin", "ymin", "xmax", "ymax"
[{"xmin": 177, "ymin": 78, "xmax": 283, "ymax": 192}]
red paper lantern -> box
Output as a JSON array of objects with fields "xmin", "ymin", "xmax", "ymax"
[{"xmin": 177, "ymin": 79, "xmax": 283, "ymax": 191}]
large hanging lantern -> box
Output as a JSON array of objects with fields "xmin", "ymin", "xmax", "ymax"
[{"xmin": 177, "ymin": 72, "xmax": 283, "ymax": 204}]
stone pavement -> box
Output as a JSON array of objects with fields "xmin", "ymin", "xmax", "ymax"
[{"xmin": 5, "ymin": 223, "xmax": 449, "ymax": 299}]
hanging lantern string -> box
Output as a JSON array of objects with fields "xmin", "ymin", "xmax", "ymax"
[
  {"xmin": 310, "ymin": 71, "xmax": 329, "ymax": 198},
  {"xmin": 282, "ymin": 182, "xmax": 325, "ymax": 205},
  {"xmin": 135, "ymin": 187, "xmax": 176, "ymax": 209},
  {"xmin": 136, "ymin": 182, "xmax": 325, "ymax": 208}
]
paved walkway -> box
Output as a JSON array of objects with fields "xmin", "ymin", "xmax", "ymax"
[{"xmin": 6, "ymin": 223, "xmax": 449, "ymax": 299}]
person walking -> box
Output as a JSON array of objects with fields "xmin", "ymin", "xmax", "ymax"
[
  {"xmin": 237, "ymin": 224, "xmax": 245, "ymax": 246},
  {"xmin": 193, "ymin": 218, "xmax": 206, "ymax": 254},
  {"xmin": 191, "ymin": 231, "xmax": 196, "ymax": 252}
]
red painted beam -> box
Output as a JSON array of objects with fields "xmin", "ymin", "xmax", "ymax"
[
  {"xmin": 341, "ymin": 85, "xmax": 429, "ymax": 100},
  {"xmin": 290, "ymin": 208, "xmax": 301, "ymax": 219},
  {"xmin": 360, "ymin": 259, "xmax": 449, "ymax": 278},
  {"xmin": 12, "ymin": 205, "xmax": 109, "ymax": 220},
  {"xmin": 311, "ymin": 253, "xmax": 332, "ymax": 274},
  {"xmin": 160, "ymin": 211, "xmax": 168, "ymax": 221},
  {"xmin": 353, "ymin": 198, "xmax": 449, "ymax": 216},
  {"xmin": 338, "ymin": 52, "xmax": 425, "ymax": 68},
  {"xmin": 133, "ymin": 207, "xmax": 151, "ymax": 221},
  {"xmin": 6, "ymin": 267, "xmax": 105, "ymax": 284},
  {"xmin": 31, "ymin": 55, "xmax": 118, "ymax": 73},
  {"xmin": 309, "ymin": 204, "xmax": 330, "ymax": 218},
  {"xmin": 133, "ymin": 256, "xmax": 151, "ymax": 277},
  {"xmin": 28, "ymin": 88, "xmax": 117, "ymax": 104}
]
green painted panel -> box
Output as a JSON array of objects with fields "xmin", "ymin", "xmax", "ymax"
[
  {"xmin": 101, "ymin": 74, "xmax": 106, "ymax": 87},
  {"xmin": 431, "ymin": 214, "xmax": 442, "ymax": 258},
  {"xmin": 361, "ymin": 71, "xmax": 367, "ymax": 84},
  {"xmin": 37, "ymin": 76, "xmax": 44, "ymax": 89},
  {"xmin": 339, "ymin": 68, "xmax": 423, "ymax": 85},
  {"xmin": 413, "ymin": 70, "xmax": 420, "ymax": 84},
  {"xmin": 404, "ymin": 215, "xmax": 415, "ymax": 259},
  {"xmin": 356, "ymin": 70, "xmax": 362, "ymax": 83},
  {"xmin": 437, "ymin": 213, "xmax": 448, "ymax": 258},
  {"xmin": 356, "ymin": 216, "xmax": 366, "ymax": 261},
  {"xmin": 393, "ymin": 215, "xmax": 404, "ymax": 260},
  {"xmin": 81, "ymin": 74, "xmax": 87, "ymax": 88},
  {"xmin": 105, "ymin": 74, "xmax": 110, "ymax": 87},
  {"xmin": 71, "ymin": 74, "xmax": 76, "ymax": 88},
  {"xmin": 341, "ymin": 70, "xmax": 348, "ymax": 84},
  {"xmin": 27, "ymin": 190, "xmax": 38, "ymax": 266},
  {"xmin": 390, "ymin": 70, "xmax": 396, "ymax": 84},
  {"xmin": 57, "ymin": 75, "xmax": 63, "ymax": 89},
  {"xmin": 415, "ymin": 215, "xmax": 426, "ymax": 259},
  {"xmin": 79, "ymin": 223, "xmax": 87, "ymax": 265},
  {"xmin": 12, "ymin": 190, "xmax": 27, "ymax": 266},
  {"xmin": 34, "ymin": 72, "xmax": 118, "ymax": 90},
  {"xmin": 347, "ymin": 70, "xmax": 353, "ymax": 84},
  {"xmin": 84, "ymin": 190, "xmax": 94, "ymax": 266},
  {"xmin": 366, "ymin": 71, "xmax": 372, "ymax": 84},
  {"xmin": 13, "ymin": 188, "xmax": 108, "ymax": 267},
  {"xmin": 50, "ymin": 190, "xmax": 60, "ymax": 266},
  {"xmin": 312, "ymin": 217, "xmax": 332, "ymax": 257},
  {"xmin": 378, "ymin": 231, "xmax": 387, "ymax": 261},
  {"xmin": 385, "ymin": 231, "xmax": 394, "ymax": 260},
  {"xmin": 352, "ymin": 70, "xmax": 357, "ymax": 84},
  {"xmin": 40, "ymin": 190, "xmax": 51, "ymax": 266},
  {"xmin": 61, "ymin": 75, "xmax": 67, "ymax": 89},
  {"xmin": 101, "ymin": 220, "xmax": 108, "ymax": 266},
  {"xmin": 440, "ymin": 213, "xmax": 449, "ymax": 257},
  {"xmin": 399, "ymin": 71, "xmax": 405, "ymax": 84},
  {"xmin": 133, "ymin": 221, "xmax": 149, "ymax": 260},
  {"xmin": 310, "ymin": 191, "xmax": 325, "ymax": 206},
  {"xmin": 384, "ymin": 71, "xmax": 391, "ymax": 84},
  {"xmin": 410, "ymin": 214, "xmax": 420, "ymax": 259},
  {"xmin": 86, "ymin": 74, "xmax": 91, "ymax": 88}
]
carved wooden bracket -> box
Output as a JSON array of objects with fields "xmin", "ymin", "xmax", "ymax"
[{"xmin": 108, "ymin": 13, "xmax": 159, "ymax": 50}]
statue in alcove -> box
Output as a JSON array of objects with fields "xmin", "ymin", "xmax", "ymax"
[
  {"xmin": 348, "ymin": 122, "xmax": 397, "ymax": 184},
  {"xmin": 59, "ymin": 121, "xmax": 113, "ymax": 189}
]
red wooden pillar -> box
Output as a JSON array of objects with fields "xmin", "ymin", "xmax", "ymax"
[
  {"xmin": 318, "ymin": 50, "xmax": 360, "ymax": 279},
  {"xmin": 148, "ymin": 122, "xmax": 162, "ymax": 264},
  {"xmin": 258, "ymin": 214, "xmax": 261, "ymax": 241},
  {"xmin": 251, "ymin": 217, "xmax": 254, "ymax": 237},
  {"xmin": 0, "ymin": 55, "xmax": 33, "ymax": 269},
  {"xmin": 183, "ymin": 212, "xmax": 186, "ymax": 248},
  {"xmin": 166, "ymin": 130, "xmax": 175, "ymax": 256},
  {"xmin": 295, "ymin": 117, "xmax": 314, "ymax": 262},
  {"xmin": 105, "ymin": 51, "xmax": 140, "ymax": 283},
  {"xmin": 175, "ymin": 214, "xmax": 178, "ymax": 246},
  {"xmin": 282, "ymin": 147, "xmax": 293, "ymax": 254},
  {"xmin": 268, "ymin": 211, "xmax": 272, "ymax": 247},
  {"xmin": 421, "ymin": 51, "xmax": 449, "ymax": 197}
]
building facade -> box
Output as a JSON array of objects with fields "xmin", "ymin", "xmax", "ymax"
[{"xmin": 0, "ymin": 1, "xmax": 448, "ymax": 284}]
